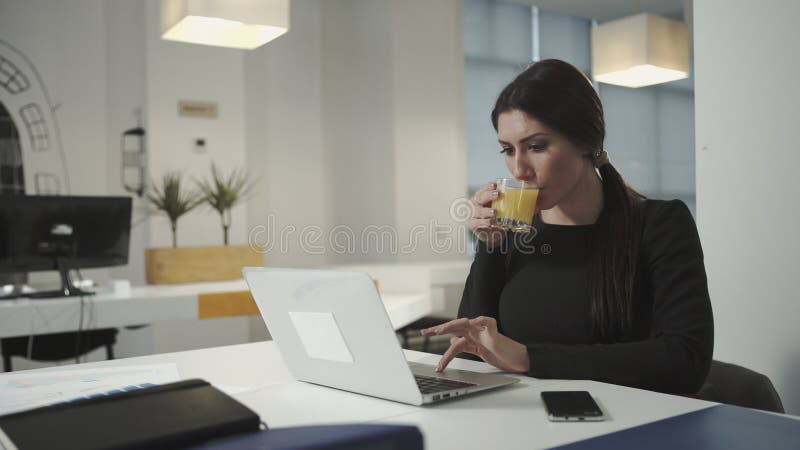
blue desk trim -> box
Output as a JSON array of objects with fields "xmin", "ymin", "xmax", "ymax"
[{"xmin": 552, "ymin": 404, "xmax": 800, "ymax": 450}]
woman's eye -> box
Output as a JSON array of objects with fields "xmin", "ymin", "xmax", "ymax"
[
  {"xmin": 529, "ymin": 143, "xmax": 547, "ymax": 152},
  {"xmin": 500, "ymin": 147, "xmax": 514, "ymax": 155}
]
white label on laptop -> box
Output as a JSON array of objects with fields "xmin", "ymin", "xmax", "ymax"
[{"xmin": 288, "ymin": 311, "xmax": 354, "ymax": 363}]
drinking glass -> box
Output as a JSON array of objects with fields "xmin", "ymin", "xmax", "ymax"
[{"xmin": 491, "ymin": 178, "xmax": 539, "ymax": 233}]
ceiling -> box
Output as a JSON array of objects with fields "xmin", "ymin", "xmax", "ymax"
[{"xmin": 508, "ymin": 0, "xmax": 687, "ymax": 23}]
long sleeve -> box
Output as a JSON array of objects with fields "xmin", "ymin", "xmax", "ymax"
[
  {"xmin": 525, "ymin": 200, "xmax": 714, "ymax": 394},
  {"xmin": 457, "ymin": 240, "xmax": 508, "ymax": 319}
]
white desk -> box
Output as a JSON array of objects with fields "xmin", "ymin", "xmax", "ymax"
[
  {"xmin": 0, "ymin": 280, "xmax": 432, "ymax": 338},
  {"xmin": 2, "ymin": 341, "xmax": 724, "ymax": 449}
]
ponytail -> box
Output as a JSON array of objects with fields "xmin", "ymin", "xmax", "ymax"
[{"xmin": 591, "ymin": 162, "xmax": 644, "ymax": 341}]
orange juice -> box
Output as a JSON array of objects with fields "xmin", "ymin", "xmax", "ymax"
[{"xmin": 492, "ymin": 188, "xmax": 539, "ymax": 232}]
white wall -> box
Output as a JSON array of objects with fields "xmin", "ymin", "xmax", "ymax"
[
  {"xmin": 104, "ymin": 0, "xmax": 149, "ymax": 287},
  {"xmin": 320, "ymin": 0, "xmax": 397, "ymax": 263},
  {"xmin": 246, "ymin": 0, "xmax": 467, "ymax": 265},
  {"xmin": 243, "ymin": 0, "xmax": 327, "ymax": 340},
  {"xmin": 391, "ymin": 0, "xmax": 466, "ymax": 262},
  {"xmin": 694, "ymin": 0, "xmax": 800, "ymax": 414},
  {"xmin": 0, "ymin": 0, "xmax": 109, "ymax": 196},
  {"xmin": 244, "ymin": 0, "xmax": 326, "ymax": 270}
]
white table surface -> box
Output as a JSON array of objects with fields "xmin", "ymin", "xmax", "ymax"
[
  {"xmin": 2, "ymin": 341, "xmax": 723, "ymax": 449},
  {"xmin": 0, "ymin": 280, "xmax": 433, "ymax": 338}
]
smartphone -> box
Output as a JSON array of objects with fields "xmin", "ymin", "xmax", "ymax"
[{"xmin": 541, "ymin": 391, "xmax": 604, "ymax": 422}]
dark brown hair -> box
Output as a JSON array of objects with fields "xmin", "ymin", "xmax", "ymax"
[{"xmin": 492, "ymin": 59, "xmax": 644, "ymax": 342}]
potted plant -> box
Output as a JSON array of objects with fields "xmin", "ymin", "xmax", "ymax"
[
  {"xmin": 143, "ymin": 166, "xmax": 263, "ymax": 285},
  {"xmin": 144, "ymin": 171, "xmax": 203, "ymax": 284},
  {"xmin": 146, "ymin": 171, "xmax": 204, "ymax": 248},
  {"xmin": 195, "ymin": 163, "xmax": 256, "ymax": 245}
]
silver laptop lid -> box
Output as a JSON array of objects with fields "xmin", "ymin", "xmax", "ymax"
[{"xmin": 243, "ymin": 267, "xmax": 424, "ymax": 405}]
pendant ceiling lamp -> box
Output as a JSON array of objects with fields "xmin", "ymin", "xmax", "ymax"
[
  {"xmin": 160, "ymin": 0, "xmax": 289, "ymax": 50},
  {"xmin": 591, "ymin": 13, "xmax": 689, "ymax": 88}
]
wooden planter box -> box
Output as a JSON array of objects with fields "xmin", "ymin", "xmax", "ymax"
[{"xmin": 145, "ymin": 245, "xmax": 263, "ymax": 284}]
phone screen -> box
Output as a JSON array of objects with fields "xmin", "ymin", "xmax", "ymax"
[{"xmin": 541, "ymin": 391, "xmax": 604, "ymax": 421}]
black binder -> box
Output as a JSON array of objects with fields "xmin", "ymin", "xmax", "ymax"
[{"xmin": 0, "ymin": 378, "xmax": 260, "ymax": 450}]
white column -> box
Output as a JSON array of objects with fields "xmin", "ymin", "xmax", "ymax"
[{"xmin": 694, "ymin": 0, "xmax": 800, "ymax": 414}]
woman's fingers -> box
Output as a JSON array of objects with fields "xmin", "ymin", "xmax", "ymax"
[
  {"xmin": 472, "ymin": 207, "xmax": 496, "ymax": 220},
  {"xmin": 421, "ymin": 317, "xmax": 493, "ymax": 344},
  {"xmin": 471, "ymin": 182, "xmax": 498, "ymax": 207},
  {"xmin": 423, "ymin": 316, "xmax": 496, "ymax": 334},
  {"xmin": 437, "ymin": 336, "xmax": 469, "ymax": 372},
  {"xmin": 469, "ymin": 316, "xmax": 497, "ymax": 331},
  {"xmin": 421, "ymin": 317, "xmax": 470, "ymax": 336},
  {"xmin": 424, "ymin": 316, "xmax": 530, "ymax": 374},
  {"xmin": 466, "ymin": 182, "xmax": 505, "ymax": 246},
  {"xmin": 466, "ymin": 217, "xmax": 494, "ymax": 232}
]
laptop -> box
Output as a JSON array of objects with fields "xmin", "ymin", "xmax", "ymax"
[{"xmin": 243, "ymin": 267, "xmax": 519, "ymax": 406}]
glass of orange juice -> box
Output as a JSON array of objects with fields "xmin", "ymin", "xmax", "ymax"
[{"xmin": 491, "ymin": 178, "xmax": 539, "ymax": 232}]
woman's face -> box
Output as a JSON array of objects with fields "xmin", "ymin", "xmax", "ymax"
[{"xmin": 496, "ymin": 109, "xmax": 590, "ymax": 211}]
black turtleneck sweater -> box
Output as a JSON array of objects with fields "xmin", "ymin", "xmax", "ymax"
[{"xmin": 458, "ymin": 199, "xmax": 714, "ymax": 394}]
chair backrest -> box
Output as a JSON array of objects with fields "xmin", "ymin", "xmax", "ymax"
[
  {"xmin": 1, "ymin": 329, "xmax": 118, "ymax": 371},
  {"xmin": 697, "ymin": 360, "xmax": 785, "ymax": 413}
]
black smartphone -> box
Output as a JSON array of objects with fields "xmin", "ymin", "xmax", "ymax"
[{"xmin": 541, "ymin": 391, "xmax": 604, "ymax": 422}]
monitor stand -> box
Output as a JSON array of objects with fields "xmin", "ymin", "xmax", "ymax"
[{"xmin": 26, "ymin": 258, "xmax": 95, "ymax": 299}]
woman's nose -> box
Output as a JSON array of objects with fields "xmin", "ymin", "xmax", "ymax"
[{"xmin": 512, "ymin": 152, "xmax": 534, "ymax": 179}]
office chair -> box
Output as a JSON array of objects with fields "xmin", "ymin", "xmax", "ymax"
[
  {"xmin": 697, "ymin": 360, "xmax": 785, "ymax": 413},
  {"xmin": 2, "ymin": 328, "xmax": 118, "ymax": 372}
]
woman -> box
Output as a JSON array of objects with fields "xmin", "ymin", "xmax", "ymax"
[{"xmin": 423, "ymin": 59, "xmax": 713, "ymax": 395}]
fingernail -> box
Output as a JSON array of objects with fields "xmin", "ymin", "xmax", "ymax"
[{"xmin": 491, "ymin": 192, "xmax": 499, "ymax": 199}]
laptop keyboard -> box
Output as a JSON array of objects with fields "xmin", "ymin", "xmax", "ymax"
[{"xmin": 414, "ymin": 374, "xmax": 476, "ymax": 394}]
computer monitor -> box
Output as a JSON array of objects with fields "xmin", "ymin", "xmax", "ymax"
[{"xmin": 0, "ymin": 195, "xmax": 132, "ymax": 298}]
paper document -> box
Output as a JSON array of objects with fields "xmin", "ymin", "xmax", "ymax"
[{"xmin": 0, "ymin": 363, "xmax": 180, "ymax": 416}]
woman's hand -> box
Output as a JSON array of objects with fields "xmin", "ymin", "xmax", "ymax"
[
  {"xmin": 421, "ymin": 316, "xmax": 530, "ymax": 373},
  {"xmin": 468, "ymin": 182, "xmax": 506, "ymax": 248}
]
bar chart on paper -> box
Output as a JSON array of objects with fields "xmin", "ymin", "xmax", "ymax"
[{"xmin": 0, "ymin": 364, "xmax": 180, "ymax": 415}]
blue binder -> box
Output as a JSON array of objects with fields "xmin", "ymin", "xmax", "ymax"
[
  {"xmin": 190, "ymin": 424, "xmax": 423, "ymax": 450},
  {"xmin": 552, "ymin": 404, "xmax": 800, "ymax": 450}
]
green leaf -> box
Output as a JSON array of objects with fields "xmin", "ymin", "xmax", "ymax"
[
  {"xmin": 145, "ymin": 171, "xmax": 204, "ymax": 225},
  {"xmin": 194, "ymin": 163, "xmax": 257, "ymax": 220}
]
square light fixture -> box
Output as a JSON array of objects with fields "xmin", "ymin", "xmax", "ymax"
[
  {"xmin": 161, "ymin": 0, "xmax": 289, "ymax": 50},
  {"xmin": 591, "ymin": 13, "xmax": 689, "ymax": 88}
]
